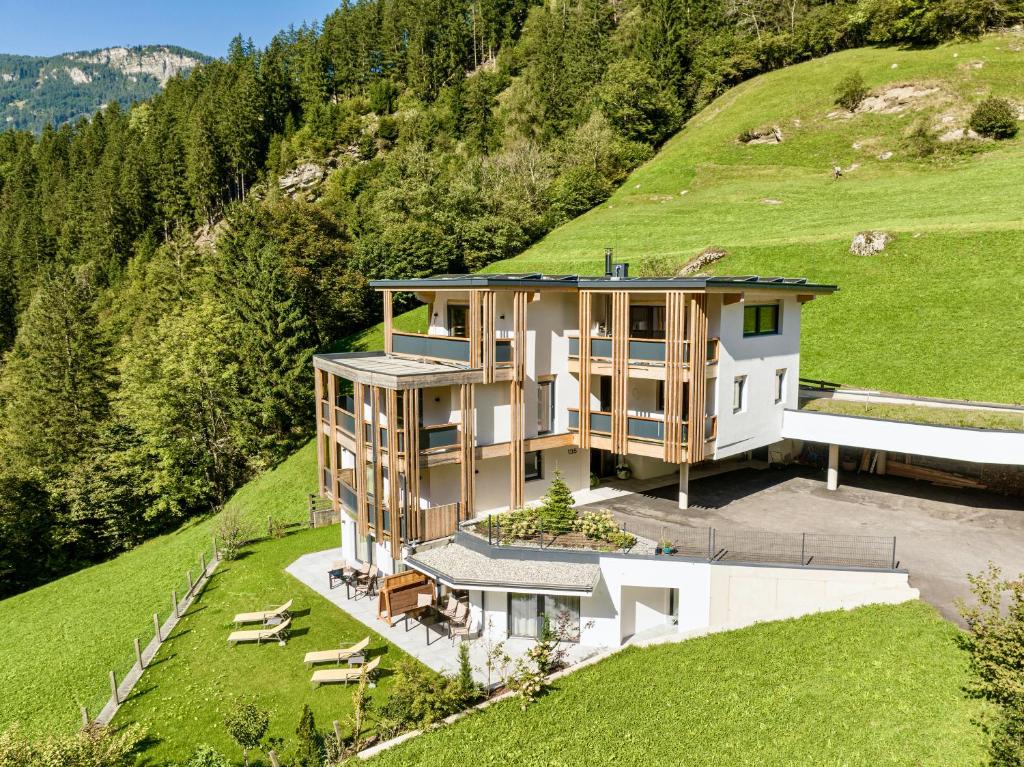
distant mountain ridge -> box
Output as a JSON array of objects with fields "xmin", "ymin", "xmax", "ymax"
[{"xmin": 0, "ymin": 45, "xmax": 209, "ymax": 133}]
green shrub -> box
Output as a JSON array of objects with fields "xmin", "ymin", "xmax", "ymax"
[
  {"xmin": 905, "ymin": 120, "xmax": 939, "ymax": 158},
  {"xmin": 834, "ymin": 71, "xmax": 868, "ymax": 111},
  {"xmin": 0, "ymin": 723, "xmax": 146, "ymax": 767},
  {"xmin": 574, "ymin": 510, "xmax": 619, "ymax": 540},
  {"xmin": 223, "ymin": 700, "xmax": 269, "ymax": 766},
  {"xmin": 178, "ymin": 745, "xmax": 231, "ymax": 767},
  {"xmin": 968, "ymin": 97, "xmax": 1018, "ymax": 139},
  {"xmin": 378, "ymin": 660, "xmax": 471, "ymax": 732},
  {"xmin": 295, "ymin": 704, "xmax": 324, "ymax": 767}
]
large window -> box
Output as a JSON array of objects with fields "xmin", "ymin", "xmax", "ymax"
[
  {"xmin": 447, "ymin": 303, "xmax": 468, "ymax": 336},
  {"xmin": 629, "ymin": 305, "xmax": 666, "ymax": 338},
  {"xmin": 525, "ymin": 450, "xmax": 543, "ymax": 481},
  {"xmin": 508, "ymin": 593, "xmax": 581, "ymax": 641},
  {"xmin": 743, "ymin": 304, "xmax": 780, "ymax": 336}
]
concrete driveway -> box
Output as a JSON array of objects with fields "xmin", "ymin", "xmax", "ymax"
[{"xmin": 582, "ymin": 466, "xmax": 1024, "ymax": 624}]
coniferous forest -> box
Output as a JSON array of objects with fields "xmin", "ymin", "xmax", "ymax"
[{"xmin": 0, "ymin": 0, "xmax": 1019, "ymax": 597}]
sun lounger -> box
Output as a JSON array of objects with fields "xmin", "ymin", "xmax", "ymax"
[
  {"xmin": 303, "ymin": 636, "xmax": 370, "ymax": 667},
  {"xmin": 311, "ymin": 655, "xmax": 380, "ymax": 687},
  {"xmin": 232, "ymin": 599, "xmax": 293, "ymax": 626},
  {"xmin": 228, "ymin": 617, "xmax": 291, "ymax": 646}
]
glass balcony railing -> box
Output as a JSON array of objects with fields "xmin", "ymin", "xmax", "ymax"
[
  {"xmin": 590, "ymin": 337, "xmax": 613, "ymax": 359},
  {"xmin": 628, "ymin": 339, "xmax": 665, "ymax": 363},
  {"xmin": 420, "ymin": 423, "xmax": 460, "ymax": 451},
  {"xmin": 319, "ymin": 401, "xmax": 330, "ymax": 422},
  {"xmin": 495, "ymin": 338, "xmax": 513, "ymax": 365},
  {"xmin": 589, "ymin": 411, "xmax": 612, "ymax": 434},
  {"xmin": 336, "ymin": 408, "xmax": 355, "ymax": 435},
  {"xmin": 627, "ymin": 416, "xmax": 665, "ymax": 442},
  {"xmin": 392, "ymin": 331, "xmax": 471, "ymax": 363},
  {"xmin": 568, "ymin": 336, "xmax": 580, "ymax": 358},
  {"xmin": 568, "ymin": 409, "xmax": 579, "ymax": 430},
  {"xmin": 337, "ymin": 481, "xmax": 357, "ymax": 514}
]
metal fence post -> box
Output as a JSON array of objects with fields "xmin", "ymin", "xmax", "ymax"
[
  {"xmin": 891, "ymin": 537, "xmax": 897, "ymax": 569},
  {"xmin": 109, "ymin": 670, "xmax": 119, "ymax": 705},
  {"xmin": 488, "ymin": 515, "xmax": 492, "ymax": 545},
  {"xmin": 801, "ymin": 533, "xmax": 806, "ymax": 566},
  {"xmin": 153, "ymin": 612, "xmax": 161, "ymax": 642}
]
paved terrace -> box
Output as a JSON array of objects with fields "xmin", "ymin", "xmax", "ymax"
[{"xmin": 287, "ymin": 548, "xmax": 603, "ymax": 685}]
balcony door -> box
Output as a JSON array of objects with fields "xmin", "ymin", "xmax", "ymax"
[
  {"xmin": 537, "ymin": 380, "xmax": 554, "ymax": 434},
  {"xmin": 629, "ymin": 305, "xmax": 666, "ymax": 339},
  {"xmin": 447, "ymin": 303, "xmax": 468, "ymax": 337}
]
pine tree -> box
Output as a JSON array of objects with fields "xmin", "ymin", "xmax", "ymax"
[
  {"xmin": 538, "ymin": 468, "xmax": 576, "ymax": 531},
  {"xmin": 0, "ymin": 268, "xmax": 112, "ymax": 484},
  {"xmin": 295, "ymin": 704, "xmax": 324, "ymax": 767}
]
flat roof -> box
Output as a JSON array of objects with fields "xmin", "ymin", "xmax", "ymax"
[
  {"xmin": 407, "ymin": 542, "xmax": 601, "ymax": 595},
  {"xmin": 370, "ymin": 273, "xmax": 837, "ymax": 293},
  {"xmin": 313, "ymin": 352, "xmax": 482, "ymax": 389}
]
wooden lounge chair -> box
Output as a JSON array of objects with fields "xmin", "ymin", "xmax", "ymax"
[
  {"xmin": 303, "ymin": 636, "xmax": 370, "ymax": 667},
  {"xmin": 228, "ymin": 617, "xmax": 291, "ymax": 646},
  {"xmin": 232, "ymin": 599, "xmax": 293, "ymax": 626},
  {"xmin": 311, "ymin": 655, "xmax": 380, "ymax": 687}
]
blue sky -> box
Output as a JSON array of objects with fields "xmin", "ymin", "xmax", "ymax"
[{"xmin": 0, "ymin": 0, "xmax": 341, "ymax": 58}]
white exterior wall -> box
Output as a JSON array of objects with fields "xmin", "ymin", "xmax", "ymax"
[
  {"xmin": 475, "ymin": 383, "xmax": 511, "ymax": 445},
  {"xmin": 711, "ymin": 293, "xmax": 802, "ymax": 460},
  {"xmin": 472, "ymin": 444, "xmax": 590, "ymax": 515}
]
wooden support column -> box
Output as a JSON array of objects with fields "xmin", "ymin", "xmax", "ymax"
[
  {"xmin": 403, "ymin": 390, "xmax": 420, "ymax": 540},
  {"xmin": 509, "ymin": 290, "xmax": 528, "ymax": 510},
  {"xmin": 611, "ymin": 291, "xmax": 629, "ymax": 455},
  {"xmin": 386, "ymin": 389, "xmax": 402, "ymax": 560},
  {"xmin": 459, "ymin": 384, "xmax": 476, "ymax": 519},
  {"xmin": 686, "ymin": 294, "xmax": 709, "ymax": 463},
  {"xmin": 578, "ymin": 291, "xmax": 592, "ymax": 448},
  {"xmin": 327, "ymin": 374, "xmax": 339, "ymax": 516},
  {"xmin": 383, "ymin": 290, "xmax": 394, "ymax": 353},
  {"xmin": 469, "ymin": 290, "xmax": 483, "ymax": 368},
  {"xmin": 354, "ymin": 383, "xmax": 369, "ymax": 539},
  {"xmin": 371, "ymin": 387, "xmax": 383, "ymax": 537},
  {"xmin": 664, "ymin": 292, "xmax": 687, "ymax": 464},
  {"xmin": 481, "ymin": 291, "xmax": 496, "ymax": 383}
]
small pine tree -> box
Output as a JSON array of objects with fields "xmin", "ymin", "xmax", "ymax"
[
  {"xmin": 456, "ymin": 640, "xmax": 475, "ymax": 700},
  {"xmin": 538, "ymin": 468, "xmax": 576, "ymax": 532},
  {"xmin": 295, "ymin": 704, "xmax": 324, "ymax": 767}
]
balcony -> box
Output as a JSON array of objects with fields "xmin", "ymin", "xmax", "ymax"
[
  {"xmin": 335, "ymin": 407, "xmax": 355, "ymax": 435},
  {"xmin": 419, "ymin": 423, "xmax": 460, "ymax": 452},
  {"xmin": 391, "ymin": 331, "xmax": 471, "ymax": 363},
  {"xmin": 567, "ymin": 409, "xmax": 611, "ymax": 435},
  {"xmin": 628, "ymin": 338, "xmax": 666, "ymax": 364},
  {"xmin": 627, "ymin": 415, "xmax": 665, "ymax": 442},
  {"xmin": 336, "ymin": 478, "xmax": 357, "ymax": 515},
  {"xmin": 495, "ymin": 338, "xmax": 513, "ymax": 366}
]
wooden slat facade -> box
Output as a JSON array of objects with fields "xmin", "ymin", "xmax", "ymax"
[
  {"xmin": 459, "ymin": 383, "xmax": 476, "ymax": 520},
  {"xmin": 354, "ymin": 382, "xmax": 369, "ymax": 539},
  {"xmin": 664, "ymin": 291, "xmax": 688, "ymax": 464},
  {"xmin": 686, "ymin": 294, "xmax": 709, "ymax": 463},
  {"xmin": 578, "ymin": 290, "xmax": 592, "ymax": 448}
]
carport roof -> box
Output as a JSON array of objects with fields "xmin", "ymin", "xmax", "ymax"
[{"xmin": 407, "ymin": 542, "xmax": 601, "ymax": 595}]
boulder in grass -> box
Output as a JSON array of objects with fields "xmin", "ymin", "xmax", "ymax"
[{"xmin": 850, "ymin": 231, "xmax": 892, "ymax": 256}]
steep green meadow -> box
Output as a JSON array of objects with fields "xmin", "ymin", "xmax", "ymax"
[
  {"xmin": 0, "ymin": 441, "xmax": 318, "ymax": 738},
  {"xmin": 349, "ymin": 33, "xmax": 1024, "ymax": 403}
]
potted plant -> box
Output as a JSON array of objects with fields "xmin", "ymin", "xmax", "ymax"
[
  {"xmin": 589, "ymin": 472, "xmax": 600, "ymax": 489},
  {"xmin": 615, "ymin": 461, "xmax": 632, "ymax": 480},
  {"xmin": 657, "ymin": 538, "xmax": 675, "ymax": 555}
]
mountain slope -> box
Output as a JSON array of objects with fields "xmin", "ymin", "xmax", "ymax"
[
  {"xmin": 0, "ymin": 45, "xmax": 208, "ymax": 132},
  {"xmin": 352, "ymin": 32, "xmax": 1024, "ymax": 404}
]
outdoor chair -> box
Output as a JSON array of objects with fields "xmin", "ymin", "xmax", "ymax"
[
  {"xmin": 232, "ymin": 599, "xmax": 293, "ymax": 626},
  {"xmin": 447, "ymin": 601, "xmax": 471, "ymax": 643},
  {"xmin": 311, "ymin": 655, "xmax": 380, "ymax": 687},
  {"xmin": 353, "ymin": 564, "xmax": 379, "ymax": 598},
  {"xmin": 227, "ymin": 617, "xmax": 291, "ymax": 646},
  {"xmin": 328, "ymin": 560, "xmax": 351, "ymax": 590},
  {"xmin": 303, "ymin": 636, "xmax": 370, "ymax": 667},
  {"xmin": 439, "ymin": 594, "xmax": 460, "ymax": 620}
]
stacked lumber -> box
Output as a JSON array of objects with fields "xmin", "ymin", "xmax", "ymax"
[{"xmin": 886, "ymin": 461, "xmax": 987, "ymax": 490}]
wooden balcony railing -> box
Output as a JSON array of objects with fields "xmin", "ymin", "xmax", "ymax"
[{"xmin": 419, "ymin": 502, "xmax": 460, "ymax": 542}]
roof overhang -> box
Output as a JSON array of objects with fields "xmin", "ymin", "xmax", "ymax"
[{"xmin": 313, "ymin": 352, "xmax": 483, "ymax": 389}]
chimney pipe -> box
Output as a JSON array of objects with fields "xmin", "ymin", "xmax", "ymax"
[{"xmin": 604, "ymin": 248, "xmax": 613, "ymax": 277}]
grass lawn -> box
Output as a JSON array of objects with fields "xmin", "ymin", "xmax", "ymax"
[
  {"xmin": 348, "ymin": 33, "xmax": 1024, "ymax": 404},
  {"xmin": 114, "ymin": 524, "xmax": 410, "ymax": 765},
  {"xmin": 802, "ymin": 396, "xmax": 1024, "ymax": 431},
  {"xmin": 369, "ymin": 601, "xmax": 985, "ymax": 767},
  {"xmin": 0, "ymin": 440, "xmax": 318, "ymax": 739}
]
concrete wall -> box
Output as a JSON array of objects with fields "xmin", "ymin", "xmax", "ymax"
[
  {"xmin": 782, "ymin": 409, "xmax": 1024, "ymax": 466},
  {"xmin": 472, "ymin": 444, "xmax": 590, "ymax": 515},
  {"xmin": 712, "ymin": 292, "xmax": 802, "ymax": 460},
  {"xmin": 708, "ymin": 564, "xmax": 918, "ymax": 628}
]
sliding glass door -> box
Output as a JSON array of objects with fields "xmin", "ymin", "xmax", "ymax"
[{"xmin": 508, "ymin": 593, "xmax": 539, "ymax": 638}]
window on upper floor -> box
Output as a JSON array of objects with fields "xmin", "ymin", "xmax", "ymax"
[
  {"xmin": 629, "ymin": 305, "xmax": 666, "ymax": 339},
  {"xmin": 447, "ymin": 303, "xmax": 468, "ymax": 337},
  {"xmin": 525, "ymin": 450, "xmax": 543, "ymax": 481},
  {"xmin": 743, "ymin": 304, "xmax": 780, "ymax": 336},
  {"xmin": 775, "ymin": 368, "xmax": 787, "ymax": 404},
  {"xmin": 537, "ymin": 380, "xmax": 554, "ymax": 435},
  {"xmin": 733, "ymin": 375, "xmax": 747, "ymax": 413}
]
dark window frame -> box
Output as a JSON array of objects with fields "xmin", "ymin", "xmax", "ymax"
[
  {"xmin": 447, "ymin": 303, "xmax": 469, "ymax": 337},
  {"xmin": 507, "ymin": 593, "xmax": 581, "ymax": 642},
  {"xmin": 524, "ymin": 450, "xmax": 543, "ymax": 481},
  {"xmin": 743, "ymin": 304, "xmax": 780, "ymax": 337}
]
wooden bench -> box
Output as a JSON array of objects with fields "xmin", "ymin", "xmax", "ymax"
[{"xmin": 377, "ymin": 571, "xmax": 434, "ymax": 624}]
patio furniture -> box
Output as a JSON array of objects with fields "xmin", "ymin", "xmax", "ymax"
[
  {"xmin": 346, "ymin": 652, "xmax": 365, "ymax": 667},
  {"xmin": 377, "ymin": 571, "xmax": 434, "ymax": 624},
  {"xmin": 228, "ymin": 617, "xmax": 291, "ymax": 646},
  {"xmin": 420, "ymin": 608, "xmax": 449, "ymax": 646},
  {"xmin": 438, "ymin": 594, "xmax": 460, "ymax": 620},
  {"xmin": 328, "ymin": 559, "xmax": 351, "ymax": 590},
  {"xmin": 352, "ymin": 565, "xmax": 379, "ymax": 599},
  {"xmin": 302, "ymin": 636, "xmax": 370, "ymax": 667},
  {"xmin": 447, "ymin": 601, "xmax": 471, "ymax": 644},
  {"xmin": 232, "ymin": 599, "xmax": 293, "ymax": 626},
  {"xmin": 311, "ymin": 655, "xmax": 381, "ymax": 687},
  {"xmin": 344, "ymin": 562, "xmax": 373, "ymax": 599}
]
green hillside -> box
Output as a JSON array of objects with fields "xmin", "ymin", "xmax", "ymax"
[
  {"xmin": 0, "ymin": 441, "xmax": 317, "ymax": 738},
  {"xmin": 353, "ymin": 33, "xmax": 1024, "ymax": 404}
]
